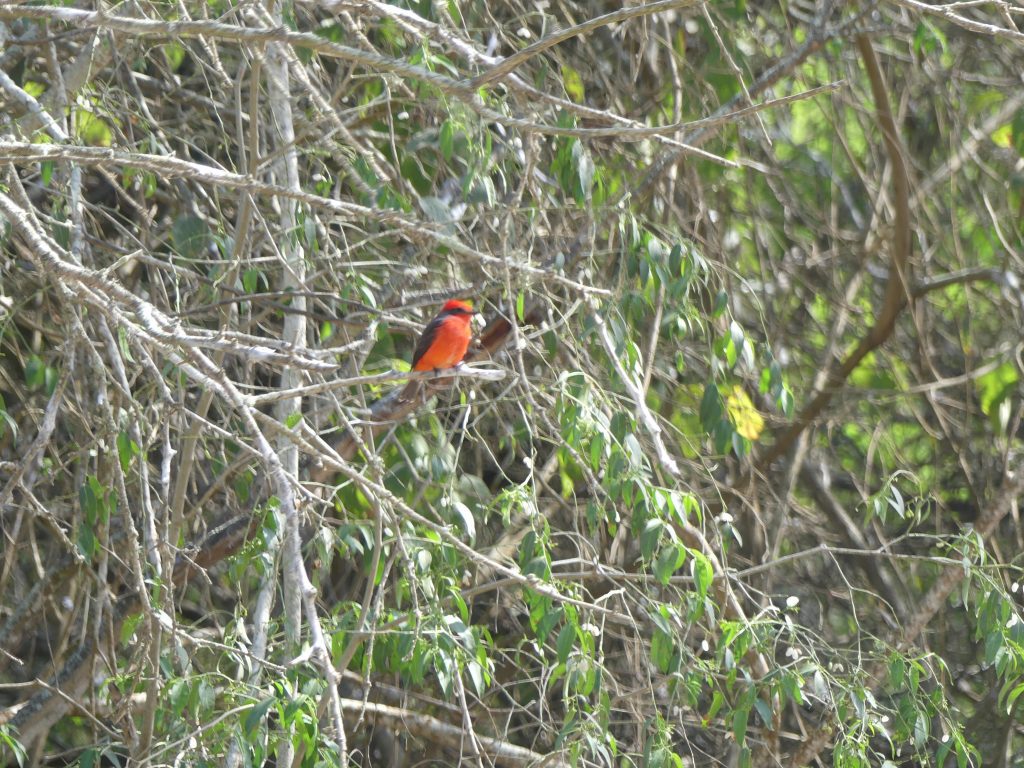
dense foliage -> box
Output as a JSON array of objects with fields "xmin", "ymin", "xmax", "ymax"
[{"xmin": 1, "ymin": 1, "xmax": 1023, "ymax": 766}]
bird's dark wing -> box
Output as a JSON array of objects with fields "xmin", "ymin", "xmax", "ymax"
[{"xmin": 410, "ymin": 314, "xmax": 445, "ymax": 369}]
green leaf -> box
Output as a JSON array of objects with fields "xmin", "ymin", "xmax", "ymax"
[
  {"xmin": 166, "ymin": 679, "xmax": 189, "ymax": 718},
  {"xmin": 439, "ymin": 119, "xmax": 456, "ymax": 161},
  {"xmin": 888, "ymin": 485, "xmax": 905, "ymax": 518},
  {"xmin": 753, "ymin": 698, "xmax": 772, "ymax": 729},
  {"xmin": 778, "ymin": 388, "xmax": 793, "ymax": 417},
  {"xmin": 704, "ymin": 690, "xmax": 724, "ymax": 725},
  {"xmin": 78, "ymin": 480, "xmax": 102, "ymax": 559},
  {"xmin": 712, "ymin": 290, "xmax": 728, "ymax": 316},
  {"xmin": 116, "ymin": 431, "xmax": 137, "ymax": 473},
  {"xmin": 1005, "ymin": 681, "xmax": 1024, "ymax": 714},
  {"xmin": 729, "ymin": 321, "xmax": 745, "ymax": 358},
  {"xmin": 781, "ymin": 672, "xmax": 803, "ymax": 706},
  {"xmin": 977, "ymin": 362, "xmax": 1018, "ymax": 413},
  {"xmin": 77, "ymin": 518, "xmax": 95, "ymax": 560},
  {"xmin": 732, "ymin": 705, "xmax": 749, "ymax": 746},
  {"xmin": 913, "ymin": 704, "xmax": 929, "ymax": 745},
  {"xmin": 573, "ymin": 141, "xmax": 595, "ymax": 203},
  {"xmin": 24, "ymin": 355, "xmax": 45, "ymax": 390},
  {"xmin": 650, "ymin": 623, "xmax": 674, "ymax": 673},
  {"xmin": 245, "ymin": 696, "xmax": 276, "ymax": 735},
  {"xmin": 648, "ymin": 605, "xmax": 672, "ymax": 635},
  {"xmin": 700, "ymin": 383, "xmax": 722, "ymax": 431},
  {"xmin": 536, "ymin": 605, "xmax": 562, "ymax": 644},
  {"xmin": 446, "ymin": 0, "xmax": 462, "ymax": 24},
  {"xmin": 556, "ymin": 623, "xmax": 575, "ymax": 664},
  {"xmin": 668, "ymin": 243, "xmax": 683, "ymax": 277},
  {"xmin": 1013, "ymin": 109, "xmax": 1024, "ymax": 158},
  {"xmin": 691, "ymin": 551, "xmax": 713, "ymax": 601},
  {"xmin": 976, "ymin": 361, "xmax": 1018, "ymax": 434},
  {"xmin": 610, "ymin": 411, "xmax": 632, "ymax": 442},
  {"xmin": 640, "ymin": 518, "xmax": 662, "ymax": 562},
  {"xmin": 623, "ymin": 433, "xmax": 644, "ymax": 469},
  {"xmin": 44, "ymin": 366, "xmax": 58, "ymax": 396},
  {"xmin": 912, "ymin": 20, "xmax": 947, "ymax": 58},
  {"xmin": 654, "ymin": 543, "xmax": 684, "ymax": 585},
  {"xmin": 418, "ymin": 195, "xmax": 454, "ymax": 224},
  {"xmin": 197, "ymin": 680, "xmax": 216, "ymax": 714},
  {"xmin": 120, "ymin": 612, "xmax": 144, "ymax": 646},
  {"xmin": 451, "ymin": 500, "xmax": 476, "ymax": 541},
  {"xmin": 163, "ymin": 41, "xmax": 187, "ymax": 71},
  {"xmin": 712, "ymin": 420, "xmax": 734, "ymax": 454},
  {"xmin": 888, "ymin": 656, "xmax": 905, "ymax": 689},
  {"xmin": 171, "ymin": 214, "xmax": 211, "ymax": 260},
  {"xmin": 242, "ymin": 268, "xmax": 262, "ymax": 295},
  {"xmin": 80, "ymin": 480, "xmax": 97, "ymax": 522},
  {"xmin": 118, "ymin": 326, "xmax": 135, "ymax": 364},
  {"xmin": 991, "ymin": 122, "xmax": 1013, "ymax": 149},
  {"xmin": 0, "ymin": 392, "xmax": 14, "ymax": 440},
  {"xmin": 466, "ymin": 659, "xmax": 486, "ymax": 696}
]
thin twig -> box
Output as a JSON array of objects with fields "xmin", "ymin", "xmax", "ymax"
[
  {"xmin": 469, "ymin": 0, "xmax": 701, "ymax": 87},
  {"xmin": 591, "ymin": 306, "xmax": 680, "ymax": 476}
]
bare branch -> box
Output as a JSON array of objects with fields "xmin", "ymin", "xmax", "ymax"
[
  {"xmin": 591, "ymin": 306, "xmax": 680, "ymax": 476},
  {"xmin": 885, "ymin": 0, "xmax": 1024, "ymax": 41},
  {"xmin": 469, "ymin": 0, "xmax": 702, "ymax": 88}
]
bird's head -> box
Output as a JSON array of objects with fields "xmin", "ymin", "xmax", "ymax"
[{"xmin": 442, "ymin": 299, "xmax": 476, "ymax": 317}]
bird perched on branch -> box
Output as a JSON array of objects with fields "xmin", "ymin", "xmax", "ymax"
[
  {"xmin": 410, "ymin": 299, "xmax": 476, "ymax": 372},
  {"xmin": 401, "ymin": 299, "xmax": 477, "ymax": 402}
]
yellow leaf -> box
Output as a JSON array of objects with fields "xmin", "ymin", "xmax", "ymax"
[
  {"xmin": 75, "ymin": 111, "xmax": 112, "ymax": 147},
  {"xmin": 991, "ymin": 123, "xmax": 1013, "ymax": 148},
  {"xmin": 561, "ymin": 65, "xmax": 585, "ymax": 103},
  {"xmin": 726, "ymin": 385, "xmax": 764, "ymax": 441}
]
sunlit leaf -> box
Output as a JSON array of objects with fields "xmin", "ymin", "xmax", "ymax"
[
  {"xmin": 561, "ymin": 64, "xmax": 585, "ymax": 102},
  {"xmin": 726, "ymin": 385, "xmax": 764, "ymax": 441},
  {"xmin": 75, "ymin": 110, "xmax": 112, "ymax": 147}
]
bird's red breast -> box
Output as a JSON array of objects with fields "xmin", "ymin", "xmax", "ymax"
[{"xmin": 410, "ymin": 299, "xmax": 475, "ymax": 371}]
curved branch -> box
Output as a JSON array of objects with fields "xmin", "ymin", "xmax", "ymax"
[
  {"xmin": 469, "ymin": 0, "xmax": 700, "ymax": 88},
  {"xmin": 757, "ymin": 35, "xmax": 912, "ymax": 469},
  {"xmin": 337, "ymin": 697, "xmax": 563, "ymax": 766}
]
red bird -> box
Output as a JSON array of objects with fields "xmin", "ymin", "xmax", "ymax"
[{"xmin": 410, "ymin": 299, "xmax": 476, "ymax": 372}]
